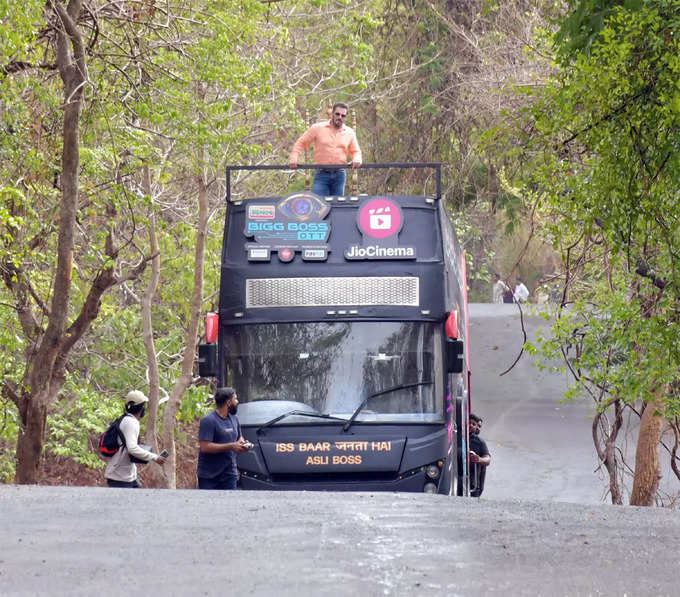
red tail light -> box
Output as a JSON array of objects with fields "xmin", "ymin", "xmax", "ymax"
[
  {"xmin": 445, "ymin": 310, "xmax": 459, "ymax": 339},
  {"xmin": 205, "ymin": 312, "xmax": 218, "ymax": 343}
]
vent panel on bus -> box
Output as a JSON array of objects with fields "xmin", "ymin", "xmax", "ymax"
[{"xmin": 245, "ymin": 276, "xmax": 419, "ymax": 308}]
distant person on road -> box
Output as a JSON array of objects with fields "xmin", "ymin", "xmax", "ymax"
[
  {"xmin": 514, "ymin": 278, "xmax": 530, "ymax": 303},
  {"xmin": 104, "ymin": 390, "xmax": 166, "ymax": 488},
  {"xmin": 469, "ymin": 413, "xmax": 491, "ymax": 498},
  {"xmin": 492, "ymin": 273, "xmax": 510, "ymax": 304},
  {"xmin": 288, "ymin": 102, "xmax": 362, "ymax": 197},
  {"xmin": 197, "ymin": 387, "xmax": 249, "ymax": 490}
]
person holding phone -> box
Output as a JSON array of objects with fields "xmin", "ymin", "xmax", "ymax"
[
  {"xmin": 104, "ymin": 390, "xmax": 167, "ymax": 488},
  {"xmin": 197, "ymin": 387, "xmax": 249, "ymax": 490}
]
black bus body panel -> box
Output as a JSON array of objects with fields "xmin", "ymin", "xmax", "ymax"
[
  {"xmin": 237, "ymin": 423, "xmax": 450, "ymax": 493},
  {"xmin": 216, "ymin": 191, "xmax": 467, "ymax": 494},
  {"xmin": 220, "ymin": 196, "xmax": 445, "ymax": 324}
]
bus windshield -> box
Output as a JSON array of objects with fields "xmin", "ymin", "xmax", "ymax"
[{"xmin": 222, "ymin": 322, "xmax": 443, "ymax": 421}]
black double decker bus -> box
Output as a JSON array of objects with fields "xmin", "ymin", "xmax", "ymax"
[{"xmin": 199, "ymin": 163, "xmax": 471, "ymax": 494}]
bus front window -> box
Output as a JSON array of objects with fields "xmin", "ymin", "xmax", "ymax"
[{"xmin": 222, "ymin": 322, "xmax": 442, "ymax": 419}]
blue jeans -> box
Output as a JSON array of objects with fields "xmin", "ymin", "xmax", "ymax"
[
  {"xmin": 198, "ymin": 471, "xmax": 238, "ymax": 490},
  {"xmin": 313, "ymin": 169, "xmax": 346, "ymax": 196}
]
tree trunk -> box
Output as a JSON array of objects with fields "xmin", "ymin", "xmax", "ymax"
[
  {"xmin": 592, "ymin": 400, "xmax": 623, "ymax": 505},
  {"xmin": 160, "ymin": 171, "xmax": 209, "ymax": 488},
  {"xmin": 14, "ymin": 0, "xmax": 86, "ymax": 484},
  {"xmin": 12, "ymin": 1, "xmax": 132, "ymax": 483},
  {"xmin": 630, "ymin": 399, "xmax": 666, "ymax": 506},
  {"xmin": 15, "ymin": 391, "xmax": 49, "ymax": 483},
  {"xmin": 141, "ymin": 165, "xmax": 166, "ymax": 487}
]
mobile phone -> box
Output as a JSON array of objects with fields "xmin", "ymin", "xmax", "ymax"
[
  {"xmin": 243, "ymin": 441, "xmax": 254, "ymax": 450},
  {"xmin": 159, "ymin": 449, "xmax": 169, "ymax": 458}
]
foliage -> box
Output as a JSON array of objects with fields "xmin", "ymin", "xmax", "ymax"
[
  {"xmin": 0, "ymin": 0, "xmax": 395, "ymax": 476},
  {"xmin": 498, "ymin": 0, "xmax": 680, "ymax": 503},
  {"xmin": 46, "ymin": 381, "xmax": 121, "ymax": 470},
  {"xmin": 553, "ymin": 0, "xmax": 642, "ymax": 60},
  {"xmin": 368, "ymin": 1, "xmax": 557, "ymax": 287},
  {"xmin": 0, "ymin": 396, "xmax": 18, "ymax": 482},
  {"xmin": 0, "ymin": 1, "xmax": 567, "ymax": 484}
]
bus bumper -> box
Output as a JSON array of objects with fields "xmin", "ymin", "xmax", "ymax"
[{"xmin": 239, "ymin": 469, "xmax": 440, "ymax": 493}]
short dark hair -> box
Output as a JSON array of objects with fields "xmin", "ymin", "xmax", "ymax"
[
  {"xmin": 332, "ymin": 102, "xmax": 349, "ymax": 113},
  {"xmin": 470, "ymin": 413, "xmax": 483, "ymax": 424},
  {"xmin": 215, "ymin": 387, "xmax": 236, "ymax": 407},
  {"xmin": 125, "ymin": 402, "xmax": 145, "ymax": 416}
]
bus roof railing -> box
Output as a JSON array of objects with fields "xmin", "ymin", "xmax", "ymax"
[{"xmin": 225, "ymin": 162, "xmax": 442, "ymax": 203}]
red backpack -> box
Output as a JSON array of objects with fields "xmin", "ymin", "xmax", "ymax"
[{"xmin": 98, "ymin": 415, "xmax": 126, "ymax": 458}]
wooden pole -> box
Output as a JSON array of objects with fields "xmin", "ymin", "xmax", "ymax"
[
  {"xmin": 304, "ymin": 108, "xmax": 311, "ymax": 188},
  {"xmin": 352, "ymin": 108, "xmax": 359, "ymax": 195}
]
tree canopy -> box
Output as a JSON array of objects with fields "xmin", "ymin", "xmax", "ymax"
[
  {"xmin": 1, "ymin": 0, "xmax": 678, "ymax": 503},
  {"xmin": 498, "ymin": 0, "xmax": 680, "ymax": 504}
]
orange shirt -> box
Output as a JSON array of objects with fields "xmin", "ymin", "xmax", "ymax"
[{"xmin": 289, "ymin": 120, "xmax": 362, "ymax": 166}]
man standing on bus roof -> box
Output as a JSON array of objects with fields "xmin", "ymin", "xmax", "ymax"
[
  {"xmin": 288, "ymin": 102, "xmax": 362, "ymax": 197},
  {"xmin": 197, "ymin": 387, "xmax": 249, "ymax": 490},
  {"xmin": 469, "ymin": 413, "xmax": 491, "ymax": 498}
]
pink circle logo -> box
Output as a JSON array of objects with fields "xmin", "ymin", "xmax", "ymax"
[{"xmin": 358, "ymin": 198, "xmax": 402, "ymax": 239}]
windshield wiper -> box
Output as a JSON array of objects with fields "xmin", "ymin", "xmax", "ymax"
[
  {"xmin": 256, "ymin": 410, "xmax": 348, "ymax": 434},
  {"xmin": 342, "ymin": 381, "xmax": 434, "ymax": 433}
]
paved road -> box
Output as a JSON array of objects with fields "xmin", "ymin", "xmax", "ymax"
[
  {"xmin": 468, "ymin": 303, "xmax": 604, "ymax": 504},
  {"xmin": 1, "ymin": 304, "xmax": 679, "ymax": 596},
  {"xmin": 1, "ymin": 485, "xmax": 679, "ymax": 597},
  {"xmin": 468, "ymin": 303, "xmax": 677, "ymax": 504}
]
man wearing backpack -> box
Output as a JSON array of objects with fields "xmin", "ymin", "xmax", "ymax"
[{"xmin": 104, "ymin": 390, "xmax": 166, "ymax": 488}]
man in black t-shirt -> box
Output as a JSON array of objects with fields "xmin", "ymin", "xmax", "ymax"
[
  {"xmin": 197, "ymin": 387, "xmax": 249, "ymax": 489},
  {"xmin": 469, "ymin": 413, "xmax": 491, "ymax": 497}
]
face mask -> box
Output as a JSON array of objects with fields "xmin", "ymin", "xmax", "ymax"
[{"xmin": 228, "ymin": 403, "xmax": 238, "ymax": 415}]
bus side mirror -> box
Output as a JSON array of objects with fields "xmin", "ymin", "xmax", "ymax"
[
  {"xmin": 445, "ymin": 339, "xmax": 464, "ymax": 374},
  {"xmin": 198, "ymin": 343, "xmax": 218, "ymax": 378}
]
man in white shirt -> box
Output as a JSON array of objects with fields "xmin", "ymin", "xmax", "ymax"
[
  {"xmin": 492, "ymin": 273, "xmax": 509, "ymax": 304},
  {"xmin": 104, "ymin": 390, "xmax": 166, "ymax": 488},
  {"xmin": 514, "ymin": 278, "xmax": 530, "ymax": 303}
]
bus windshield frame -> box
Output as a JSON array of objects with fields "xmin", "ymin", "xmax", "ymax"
[{"xmin": 220, "ymin": 321, "xmax": 445, "ymax": 424}]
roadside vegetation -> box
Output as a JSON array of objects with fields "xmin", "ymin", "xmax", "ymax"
[{"xmin": 1, "ymin": 0, "xmax": 678, "ymax": 505}]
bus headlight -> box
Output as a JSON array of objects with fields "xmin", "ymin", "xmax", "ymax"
[
  {"xmin": 425, "ymin": 464, "xmax": 440, "ymax": 480},
  {"xmin": 423, "ymin": 482, "xmax": 438, "ymax": 494}
]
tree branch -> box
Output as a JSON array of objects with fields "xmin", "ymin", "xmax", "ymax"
[
  {"xmin": 560, "ymin": 84, "xmax": 653, "ymax": 147},
  {"xmin": 635, "ymin": 259, "xmax": 667, "ymax": 290},
  {"xmin": 1, "ymin": 379, "xmax": 20, "ymax": 408}
]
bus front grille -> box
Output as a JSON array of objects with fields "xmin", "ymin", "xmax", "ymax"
[
  {"xmin": 268, "ymin": 471, "xmax": 400, "ymax": 484},
  {"xmin": 245, "ymin": 276, "xmax": 419, "ymax": 308}
]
